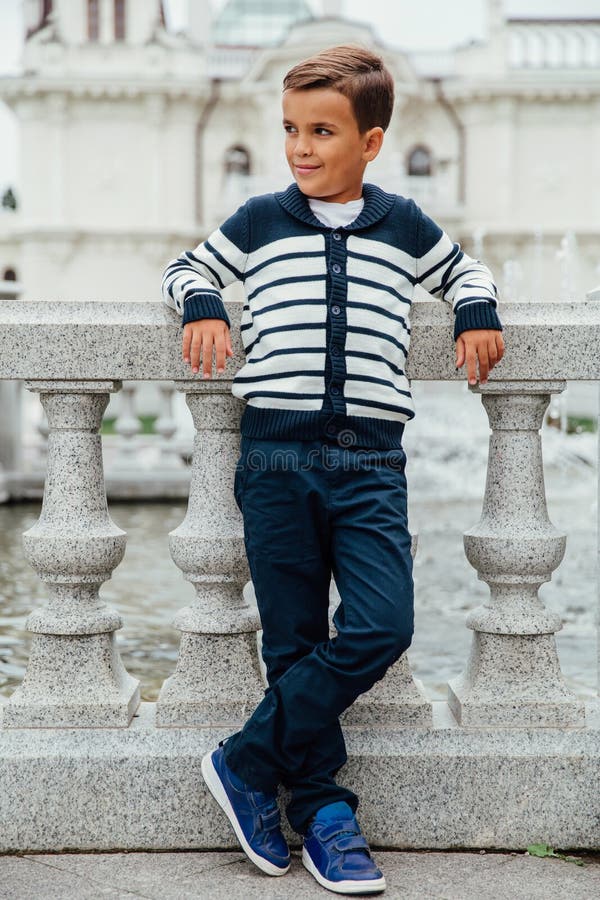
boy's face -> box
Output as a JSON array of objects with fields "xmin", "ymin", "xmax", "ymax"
[{"xmin": 282, "ymin": 88, "xmax": 383, "ymax": 204}]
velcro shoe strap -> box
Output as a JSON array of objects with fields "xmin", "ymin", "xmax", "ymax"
[
  {"xmin": 259, "ymin": 808, "xmax": 281, "ymax": 831},
  {"xmin": 319, "ymin": 820, "xmax": 361, "ymax": 843},
  {"xmin": 333, "ymin": 834, "xmax": 370, "ymax": 854}
]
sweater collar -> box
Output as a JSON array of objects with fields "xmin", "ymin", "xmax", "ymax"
[{"xmin": 275, "ymin": 181, "xmax": 395, "ymax": 231}]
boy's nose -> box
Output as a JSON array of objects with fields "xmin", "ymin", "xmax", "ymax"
[{"xmin": 295, "ymin": 135, "xmax": 312, "ymax": 156}]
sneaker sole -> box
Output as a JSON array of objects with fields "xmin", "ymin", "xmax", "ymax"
[
  {"xmin": 302, "ymin": 845, "xmax": 386, "ymax": 894},
  {"xmin": 201, "ymin": 750, "xmax": 290, "ymax": 877}
]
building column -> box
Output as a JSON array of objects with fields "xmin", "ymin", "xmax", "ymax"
[
  {"xmin": 448, "ymin": 380, "xmax": 586, "ymax": 727},
  {"xmin": 99, "ymin": 0, "xmax": 113, "ymax": 44},
  {"xmin": 156, "ymin": 381, "xmax": 263, "ymax": 726},
  {"xmin": 2, "ymin": 381, "xmax": 140, "ymax": 728}
]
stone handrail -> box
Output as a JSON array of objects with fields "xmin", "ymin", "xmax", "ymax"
[
  {"xmin": 0, "ymin": 298, "xmax": 598, "ymax": 850},
  {"xmin": 0, "ymin": 298, "xmax": 598, "ymax": 380}
]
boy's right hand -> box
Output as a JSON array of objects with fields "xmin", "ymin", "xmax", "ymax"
[{"xmin": 182, "ymin": 319, "xmax": 234, "ymax": 379}]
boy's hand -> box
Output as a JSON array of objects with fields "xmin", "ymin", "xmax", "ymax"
[
  {"xmin": 455, "ymin": 329, "xmax": 505, "ymax": 386},
  {"xmin": 182, "ymin": 319, "xmax": 234, "ymax": 379}
]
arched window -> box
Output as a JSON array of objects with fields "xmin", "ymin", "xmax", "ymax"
[
  {"xmin": 407, "ymin": 145, "xmax": 433, "ymax": 177},
  {"xmin": 3, "ymin": 268, "xmax": 17, "ymax": 282},
  {"xmin": 114, "ymin": 0, "xmax": 126, "ymax": 41},
  {"xmin": 88, "ymin": 0, "xmax": 100, "ymax": 42},
  {"xmin": 224, "ymin": 146, "xmax": 251, "ymax": 176}
]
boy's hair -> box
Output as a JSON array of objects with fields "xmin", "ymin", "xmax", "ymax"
[{"xmin": 282, "ymin": 44, "xmax": 394, "ymax": 134}]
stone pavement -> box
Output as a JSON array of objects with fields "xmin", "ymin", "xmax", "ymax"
[{"xmin": 2, "ymin": 850, "xmax": 599, "ymax": 899}]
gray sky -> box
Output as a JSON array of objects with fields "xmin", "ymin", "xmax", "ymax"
[{"xmin": 0, "ymin": 0, "xmax": 594, "ymax": 192}]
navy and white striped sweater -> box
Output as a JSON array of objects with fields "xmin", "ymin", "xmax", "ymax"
[{"xmin": 162, "ymin": 182, "xmax": 502, "ymax": 450}]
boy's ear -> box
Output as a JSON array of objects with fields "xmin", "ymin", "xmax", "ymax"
[{"xmin": 363, "ymin": 126, "xmax": 385, "ymax": 162}]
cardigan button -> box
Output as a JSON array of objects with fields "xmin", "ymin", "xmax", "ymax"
[
  {"xmin": 331, "ymin": 305, "xmax": 341, "ymax": 315},
  {"xmin": 326, "ymin": 424, "xmax": 336, "ymax": 436},
  {"xmin": 332, "ymin": 232, "xmax": 342, "ymax": 241},
  {"xmin": 332, "ymin": 263, "xmax": 341, "ymax": 274},
  {"xmin": 331, "ymin": 386, "xmax": 340, "ymax": 396}
]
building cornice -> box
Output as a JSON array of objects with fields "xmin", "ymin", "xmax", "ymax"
[
  {"xmin": 442, "ymin": 77, "xmax": 600, "ymax": 102},
  {"xmin": 0, "ymin": 76, "xmax": 213, "ymax": 103}
]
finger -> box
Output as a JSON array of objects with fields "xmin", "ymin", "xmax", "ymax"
[
  {"xmin": 215, "ymin": 333, "xmax": 226, "ymax": 374},
  {"xmin": 226, "ymin": 330, "xmax": 234, "ymax": 357},
  {"xmin": 466, "ymin": 344, "xmax": 478, "ymax": 385},
  {"xmin": 496, "ymin": 332, "xmax": 505, "ymax": 359},
  {"xmin": 190, "ymin": 333, "xmax": 202, "ymax": 374},
  {"xmin": 478, "ymin": 345, "xmax": 490, "ymax": 383},
  {"xmin": 455, "ymin": 337, "xmax": 465, "ymax": 367},
  {"xmin": 487, "ymin": 337, "xmax": 498, "ymax": 373},
  {"xmin": 202, "ymin": 335, "xmax": 214, "ymax": 379},
  {"xmin": 182, "ymin": 325, "xmax": 192, "ymax": 363}
]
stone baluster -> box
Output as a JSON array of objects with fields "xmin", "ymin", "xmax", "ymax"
[
  {"xmin": 448, "ymin": 380, "xmax": 586, "ymax": 727},
  {"xmin": 0, "ymin": 381, "xmax": 22, "ymax": 502},
  {"xmin": 35, "ymin": 397, "xmax": 49, "ymax": 467},
  {"xmin": 154, "ymin": 382, "xmax": 185, "ymax": 469},
  {"xmin": 156, "ymin": 381, "xmax": 263, "ymax": 726},
  {"xmin": 113, "ymin": 382, "xmax": 141, "ymax": 467},
  {"xmin": 1, "ymin": 381, "xmax": 140, "ymax": 728}
]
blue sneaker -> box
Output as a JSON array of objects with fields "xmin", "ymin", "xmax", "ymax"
[
  {"xmin": 201, "ymin": 745, "xmax": 290, "ymax": 876},
  {"xmin": 302, "ymin": 801, "xmax": 386, "ymax": 894}
]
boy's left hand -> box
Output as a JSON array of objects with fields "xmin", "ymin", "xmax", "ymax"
[{"xmin": 455, "ymin": 329, "xmax": 505, "ymax": 386}]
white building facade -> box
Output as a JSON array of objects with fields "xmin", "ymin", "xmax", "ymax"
[{"xmin": 0, "ymin": 0, "xmax": 599, "ymax": 304}]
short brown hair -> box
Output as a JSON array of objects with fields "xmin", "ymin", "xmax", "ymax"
[{"xmin": 283, "ymin": 44, "xmax": 394, "ymax": 133}]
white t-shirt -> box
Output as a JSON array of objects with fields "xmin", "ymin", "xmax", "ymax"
[{"xmin": 308, "ymin": 196, "xmax": 364, "ymax": 229}]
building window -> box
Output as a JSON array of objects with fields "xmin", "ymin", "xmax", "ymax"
[
  {"xmin": 224, "ymin": 146, "xmax": 251, "ymax": 176},
  {"xmin": 114, "ymin": 0, "xmax": 126, "ymax": 41},
  {"xmin": 88, "ymin": 0, "xmax": 100, "ymax": 41},
  {"xmin": 2, "ymin": 268, "xmax": 17, "ymax": 282},
  {"xmin": 407, "ymin": 145, "xmax": 433, "ymax": 177}
]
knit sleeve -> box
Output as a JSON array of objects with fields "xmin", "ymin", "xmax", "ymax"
[
  {"xmin": 161, "ymin": 201, "xmax": 250, "ymax": 328},
  {"xmin": 415, "ymin": 204, "xmax": 503, "ymax": 342}
]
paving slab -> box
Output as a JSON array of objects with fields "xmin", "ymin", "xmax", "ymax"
[{"xmin": 2, "ymin": 850, "xmax": 599, "ymax": 900}]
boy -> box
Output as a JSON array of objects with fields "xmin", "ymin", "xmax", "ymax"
[{"xmin": 162, "ymin": 45, "xmax": 504, "ymax": 895}]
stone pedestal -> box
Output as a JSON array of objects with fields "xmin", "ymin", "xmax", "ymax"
[
  {"xmin": 2, "ymin": 382, "xmax": 140, "ymax": 728},
  {"xmin": 156, "ymin": 382, "xmax": 263, "ymax": 726},
  {"xmin": 448, "ymin": 381, "xmax": 585, "ymax": 727}
]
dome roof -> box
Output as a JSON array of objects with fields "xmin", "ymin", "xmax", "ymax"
[{"xmin": 212, "ymin": 0, "xmax": 314, "ymax": 48}]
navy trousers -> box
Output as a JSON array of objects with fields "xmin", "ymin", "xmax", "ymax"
[{"xmin": 224, "ymin": 435, "xmax": 414, "ymax": 834}]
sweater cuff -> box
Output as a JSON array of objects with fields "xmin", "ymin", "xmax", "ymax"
[
  {"xmin": 453, "ymin": 301, "xmax": 503, "ymax": 342},
  {"xmin": 182, "ymin": 293, "xmax": 231, "ymax": 328}
]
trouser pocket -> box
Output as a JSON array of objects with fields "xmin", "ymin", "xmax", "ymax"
[{"xmin": 233, "ymin": 435, "xmax": 255, "ymax": 513}]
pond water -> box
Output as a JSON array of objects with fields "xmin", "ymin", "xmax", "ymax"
[{"xmin": 0, "ymin": 382, "xmax": 597, "ymax": 703}]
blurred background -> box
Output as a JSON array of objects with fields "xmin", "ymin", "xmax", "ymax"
[
  {"xmin": 1, "ymin": 0, "xmax": 599, "ymax": 303},
  {"xmin": 0, "ymin": 1, "xmax": 598, "ymax": 703}
]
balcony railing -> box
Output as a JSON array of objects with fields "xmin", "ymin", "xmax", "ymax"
[
  {"xmin": 507, "ymin": 20, "xmax": 600, "ymax": 70},
  {"xmin": 0, "ymin": 298, "xmax": 598, "ymax": 852}
]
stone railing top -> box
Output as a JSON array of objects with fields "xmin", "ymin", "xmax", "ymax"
[{"xmin": 0, "ymin": 299, "xmax": 598, "ymax": 382}]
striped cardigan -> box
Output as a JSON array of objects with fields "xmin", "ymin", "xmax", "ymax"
[{"xmin": 162, "ymin": 182, "xmax": 502, "ymax": 450}]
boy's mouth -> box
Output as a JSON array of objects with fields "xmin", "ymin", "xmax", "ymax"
[{"xmin": 295, "ymin": 164, "xmax": 321, "ymax": 175}]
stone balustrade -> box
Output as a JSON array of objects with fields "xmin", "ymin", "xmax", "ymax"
[{"xmin": 0, "ymin": 298, "xmax": 598, "ymax": 852}]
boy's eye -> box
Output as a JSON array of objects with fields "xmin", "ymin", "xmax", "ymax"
[
  {"xmin": 284, "ymin": 124, "xmax": 297, "ymax": 134},
  {"xmin": 315, "ymin": 128, "xmax": 332, "ymax": 136}
]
